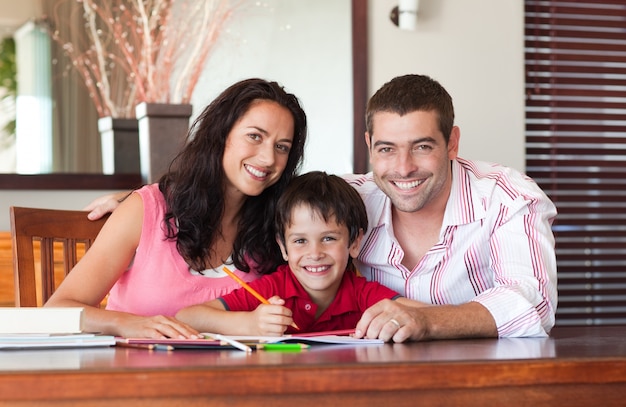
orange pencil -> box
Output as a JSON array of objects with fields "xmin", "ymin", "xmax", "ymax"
[{"xmin": 222, "ymin": 266, "xmax": 300, "ymax": 330}]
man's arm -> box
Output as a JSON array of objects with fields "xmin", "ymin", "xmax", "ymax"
[{"xmin": 476, "ymin": 192, "xmax": 558, "ymax": 337}]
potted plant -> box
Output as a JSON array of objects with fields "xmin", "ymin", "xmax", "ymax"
[
  {"xmin": 47, "ymin": 0, "xmax": 241, "ymax": 180},
  {"xmin": 0, "ymin": 37, "xmax": 17, "ymax": 172}
]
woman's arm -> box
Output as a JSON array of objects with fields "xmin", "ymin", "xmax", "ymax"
[{"xmin": 46, "ymin": 193, "xmax": 199, "ymax": 339}]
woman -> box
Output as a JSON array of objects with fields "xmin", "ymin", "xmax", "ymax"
[{"xmin": 45, "ymin": 78, "xmax": 308, "ymax": 339}]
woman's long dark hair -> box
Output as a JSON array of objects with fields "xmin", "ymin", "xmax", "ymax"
[{"xmin": 158, "ymin": 78, "xmax": 307, "ymax": 274}]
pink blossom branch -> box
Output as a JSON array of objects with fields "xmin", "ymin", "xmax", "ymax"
[
  {"xmin": 82, "ymin": 0, "xmax": 117, "ymax": 117},
  {"xmin": 181, "ymin": 0, "xmax": 238, "ymax": 103},
  {"xmin": 48, "ymin": 0, "xmax": 241, "ymax": 118}
]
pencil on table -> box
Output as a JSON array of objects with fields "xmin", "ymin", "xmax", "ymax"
[
  {"xmin": 116, "ymin": 342, "xmax": 156, "ymax": 351},
  {"xmin": 222, "ymin": 266, "xmax": 300, "ymax": 330},
  {"xmin": 257, "ymin": 343, "xmax": 310, "ymax": 352},
  {"xmin": 153, "ymin": 344, "xmax": 175, "ymax": 352},
  {"xmin": 115, "ymin": 341, "xmax": 174, "ymax": 351},
  {"xmin": 214, "ymin": 334, "xmax": 253, "ymax": 353}
]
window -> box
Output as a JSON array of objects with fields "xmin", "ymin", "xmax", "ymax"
[
  {"xmin": 525, "ymin": 0, "xmax": 626, "ymax": 325},
  {"xmin": 13, "ymin": 22, "xmax": 52, "ymax": 173}
]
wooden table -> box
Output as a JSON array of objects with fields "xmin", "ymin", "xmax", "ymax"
[{"xmin": 0, "ymin": 326, "xmax": 624, "ymax": 406}]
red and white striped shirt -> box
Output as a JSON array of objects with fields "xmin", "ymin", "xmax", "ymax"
[{"xmin": 343, "ymin": 158, "xmax": 558, "ymax": 337}]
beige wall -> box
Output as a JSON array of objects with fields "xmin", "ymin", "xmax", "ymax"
[
  {"xmin": 0, "ymin": 0, "xmax": 524, "ymax": 231},
  {"xmin": 369, "ymin": 0, "xmax": 524, "ymax": 171}
]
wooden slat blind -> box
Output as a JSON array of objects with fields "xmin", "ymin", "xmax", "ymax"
[{"xmin": 525, "ymin": 0, "xmax": 626, "ymax": 325}]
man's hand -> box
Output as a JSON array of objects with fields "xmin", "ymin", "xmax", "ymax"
[
  {"xmin": 84, "ymin": 191, "xmax": 131, "ymax": 220},
  {"xmin": 354, "ymin": 298, "xmax": 497, "ymax": 342},
  {"xmin": 354, "ymin": 298, "xmax": 429, "ymax": 343}
]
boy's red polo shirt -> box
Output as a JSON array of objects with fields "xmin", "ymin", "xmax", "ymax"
[{"xmin": 219, "ymin": 264, "xmax": 400, "ymax": 334}]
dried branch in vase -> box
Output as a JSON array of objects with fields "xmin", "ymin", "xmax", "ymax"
[{"xmin": 46, "ymin": 0, "xmax": 241, "ymax": 118}]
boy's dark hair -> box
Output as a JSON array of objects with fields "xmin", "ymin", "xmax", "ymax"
[
  {"xmin": 275, "ymin": 171, "xmax": 368, "ymax": 249},
  {"xmin": 365, "ymin": 74, "xmax": 455, "ymax": 144}
]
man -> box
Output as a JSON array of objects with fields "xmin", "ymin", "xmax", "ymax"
[
  {"xmin": 348, "ymin": 74, "xmax": 557, "ymax": 342},
  {"xmin": 85, "ymin": 74, "xmax": 557, "ymax": 342}
]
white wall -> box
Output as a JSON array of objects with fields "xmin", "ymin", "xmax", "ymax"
[
  {"xmin": 0, "ymin": 0, "xmax": 524, "ymax": 231},
  {"xmin": 189, "ymin": 0, "xmax": 353, "ymax": 175},
  {"xmin": 369, "ymin": 0, "xmax": 524, "ymax": 171}
]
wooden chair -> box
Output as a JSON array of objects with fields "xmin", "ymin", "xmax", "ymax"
[{"xmin": 10, "ymin": 206, "xmax": 109, "ymax": 307}]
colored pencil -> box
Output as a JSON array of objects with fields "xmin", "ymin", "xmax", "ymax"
[
  {"xmin": 116, "ymin": 342, "xmax": 174, "ymax": 351},
  {"xmin": 153, "ymin": 344, "xmax": 175, "ymax": 352},
  {"xmin": 116, "ymin": 342, "xmax": 156, "ymax": 350},
  {"xmin": 257, "ymin": 343, "xmax": 310, "ymax": 352},
  {"xmin": 214, "ymin": 334, "xmax": 252, "ymax": 353},
  {"xmin": 222, "ymin": 267, "xmax": 300, "ymax": 330},
  {"xmin": 295, "ymin": 328, "xmax": 356, "ymax": 337}
]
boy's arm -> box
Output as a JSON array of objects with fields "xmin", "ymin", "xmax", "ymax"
[{"xmin": 175, "ymin": 296, "xmax": 294, "ymax": 336}]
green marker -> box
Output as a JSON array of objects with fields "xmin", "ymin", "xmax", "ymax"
[{"xmin": 259, "ymin": 343, "xmax": 310, "ymax": 352}]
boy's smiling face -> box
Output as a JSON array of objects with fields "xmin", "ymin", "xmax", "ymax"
[{"xmin": 277, "ymin": 204, "xmax": 362, "ymax": 307}]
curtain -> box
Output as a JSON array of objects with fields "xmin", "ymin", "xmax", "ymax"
[{"xmin": 43, "ymin": 0, "xmax": 101, "ymax": 173}]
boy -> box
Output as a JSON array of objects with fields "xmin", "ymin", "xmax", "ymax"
[{"xmin": 176, "ymin": 171, "xmax": 415, "ymax": 339}]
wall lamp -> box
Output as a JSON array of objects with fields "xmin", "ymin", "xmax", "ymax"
[{"xmin": 390, "ymin": 0, "xmax": 420, "ymax": 31}]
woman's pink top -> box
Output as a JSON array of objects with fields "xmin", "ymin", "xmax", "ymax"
[{"xmin": 106, "ymin": 184, "xmax": 260, "ymax": 316}]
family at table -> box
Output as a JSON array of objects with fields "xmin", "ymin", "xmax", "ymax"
[{"xmin": 44, "ymin": 74, "xmax": 557, "ymax": 343}]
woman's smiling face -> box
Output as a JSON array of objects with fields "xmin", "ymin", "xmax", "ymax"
[{"xmin": 222, "ymin": 100, "xmax": 294, "ymax": 199}]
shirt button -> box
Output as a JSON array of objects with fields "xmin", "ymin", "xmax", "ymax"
[{"xmin": 305, "ymin": 303, "xmax": 312, "ymax": 311}]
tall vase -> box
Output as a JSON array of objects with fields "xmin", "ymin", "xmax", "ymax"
[
  {"xmin": 98, "ymin": 117, "xmax": 140, "ymax": 175},
  {"xmin": 135, "ymin": 102, "xmax": 193, "ymax": 184}
]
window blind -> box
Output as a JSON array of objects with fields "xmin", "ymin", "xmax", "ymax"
[{"xmin": 525, "ymin": 0, "xmax": 626, "ymax": 325}]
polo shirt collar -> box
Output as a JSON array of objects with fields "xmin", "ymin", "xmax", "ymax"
[{"xmin": 282, "ymin": 266, "xmax": 361, "ymax": 322}]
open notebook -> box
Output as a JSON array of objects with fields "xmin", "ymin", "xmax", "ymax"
[
  {"xmin": 117, "ymin": 329, "xmax": 384, "ymax": 350},
  {"xmin": 218, "ymin": 330, "xmax": 384, "ymax": 345}
]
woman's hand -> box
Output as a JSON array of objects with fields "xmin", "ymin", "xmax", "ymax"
[{"xmin": 116, "ymin": 314, "xmax": 201, "ymax": 339}]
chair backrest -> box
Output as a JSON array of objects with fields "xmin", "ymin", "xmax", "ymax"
[{"xmin": 10, "ymin": 206, "xmax": 109, "ymax": 307}]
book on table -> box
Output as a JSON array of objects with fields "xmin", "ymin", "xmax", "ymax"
[
  {"xmin": 0, "ymin": 307, "xmax": 84, "ymax": 334},
  {"xmin": 0, "ymin": 307, "xmax": 115, "ymax": 349},
  {"xmin": 0, "ymin": 334, "xmax": 116, "ymax": 350}
]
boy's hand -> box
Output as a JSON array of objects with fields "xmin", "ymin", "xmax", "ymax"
[{"xmin": 250, "ymin": 296, "xmax": 293, "ymax": 336}]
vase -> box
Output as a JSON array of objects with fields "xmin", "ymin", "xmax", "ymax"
[
  {"xmin": 98, "ymin": 117, "xmax": 140, "ymax": 175},
  {"xmin": 135, "ymin": 102, "xmax": 193, "ymax": 184}
]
